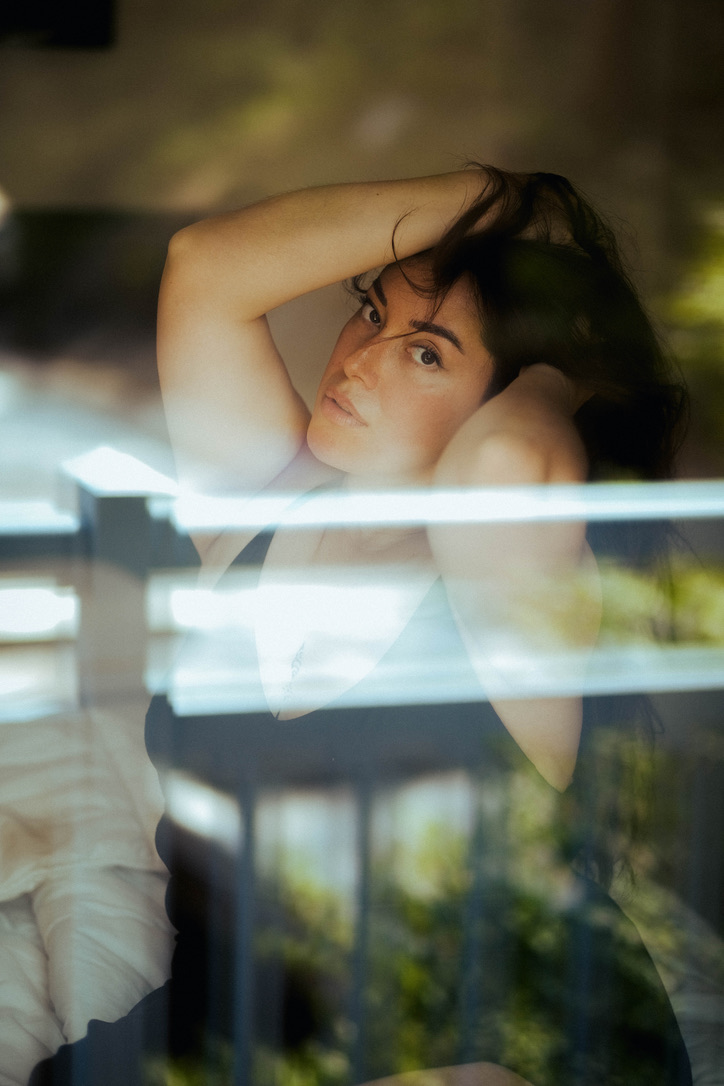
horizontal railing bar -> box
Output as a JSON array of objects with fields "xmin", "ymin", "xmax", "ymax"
[
  {"xmin": 0, "ymin": 501, "xmax": 79, "ymax": 535},
  {"xmin": 173, "ymin": 480, "xmax": 724, "ymax": 531}
]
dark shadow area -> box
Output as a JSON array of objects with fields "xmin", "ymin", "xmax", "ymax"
[
  {"xmin": 0, "ymin": 210, "xmax": 193, "ymax": 372},
  {"xmin": 0, "ymin": 0, "xmax": 116, "ymax": 49}
]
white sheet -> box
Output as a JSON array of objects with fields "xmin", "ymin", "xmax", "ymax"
[{"xmin": 0, "ymin": 704, "xmax": 174, "ymax": 1086}]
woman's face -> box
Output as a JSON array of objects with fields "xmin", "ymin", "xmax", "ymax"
[{"xmin": 307, "ymin": 259, "xmax": 494, "ymax": 485}]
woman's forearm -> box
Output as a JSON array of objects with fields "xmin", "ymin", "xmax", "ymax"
[
  {"xmin": 428, "ymin": 365, "xmax": 596, "ymax": 791},
  {"xmin": 433, "ymin": 365, "xmax": 588, "ymax": 492},
  {"xmin": 165, "ymin": 171, "xmax": 486, "ymax": 319}
]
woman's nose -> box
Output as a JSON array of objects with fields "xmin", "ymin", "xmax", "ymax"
[{"xmin": 344, "ymin": 345, "xmax": 380, "ymax": 389}]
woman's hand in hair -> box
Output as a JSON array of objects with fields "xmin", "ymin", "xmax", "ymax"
[{"xmin": 516, "ymin": 362, "xmax": 591, "ymax": 414}]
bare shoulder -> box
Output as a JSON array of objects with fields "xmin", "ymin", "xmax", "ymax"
[{"xmin": 468, "ymin": 423, "xmax": 587, "ymax": 487}]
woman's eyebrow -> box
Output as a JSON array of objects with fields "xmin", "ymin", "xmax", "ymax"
[
  {"xmin": 370, "ymin": 276, "xmax": 464, "ymax": 353},
  {"xmin": 410, "ymin": 319, "xmax": 464, "ymax": 353},
  {"xmin": 370, "ymin": 276, "xmax": 387, "ymax": 305}
]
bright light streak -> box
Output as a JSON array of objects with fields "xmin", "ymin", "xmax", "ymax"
[
  {"xmin": 62, "ymin": 446, "xmax": 178, "ymax": 497},
  {"xmin": 172, "ymin": 491, "xmax": 297, "ymax": 532},
  {"xmin": 166, "ymin": 642, "xmax": 724, "ymax": 717},
  {"xmin": 256, "ymin": 789, "xmax": 358, "ymax": 902},
  {"xmin": 146, "ymin": 569, "xmax": 257, "ymax": 632},
  {"xmin": 0, "ymin": 501, "xmax": 78, "ymax": 534},
  {"xmin": 168, "ymin": 587, "xmax": 255, "ymax": 631},
  {"xmin": 164, "ymin": 772, "xmax": 243, "ymax": 852},
  {"xmin": 0, "ymin": 644, "xmax": 78, "ymax": 721},
  {"xmin": 257, "ymin": 582, "xmax": 407, "ymax": 640},
  {"xmin": 0, "ymin": 672, "xmax": 39, "ymax": 698},
  {"xmin": 0, "ymin": 583, "xmax": 78, "ymax": 640},
  {"xmin": 171, "ymin": 480, "xmax": 724, "ymax": 532}
]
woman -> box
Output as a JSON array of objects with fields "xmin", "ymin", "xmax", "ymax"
[{"xmin": 32, "ymin": 167, "xmax": 691, "ymax": 1085}]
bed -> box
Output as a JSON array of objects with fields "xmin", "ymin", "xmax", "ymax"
[{"xmin": 0, "ymin": 702, "xmax": 174, "ymax": 1086}]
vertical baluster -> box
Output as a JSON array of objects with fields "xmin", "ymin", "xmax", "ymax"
[
  {"xmin": 74, "ymin": 485, "xmax": 150, "ymax": 706},
  {"xmin": 350, "ymin": 776, "xmax": 373, "ymax": 1083},
  {"xmin": 233, "ymin": 781, "xmax": 256, "ymax": 1086}
]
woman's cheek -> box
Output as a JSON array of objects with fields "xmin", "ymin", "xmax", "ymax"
[{"xmin": 399, "ymin": 402, "xmax": 465, "ymax": 464}]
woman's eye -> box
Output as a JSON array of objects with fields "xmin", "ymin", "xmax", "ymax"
[
  {"xmin": 411, "ymin": 345, "xmax": 442, "ymax": 368},
  {"xmin": 360, "ymin": 299, "xmax": 381, "ymax": 325}
]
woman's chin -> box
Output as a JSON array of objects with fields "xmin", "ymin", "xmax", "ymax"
[
  {"xmin": 306, "ymin": 423, "xmax": 356, "ymax": 473},
  {"xmin": 306, "ymin": 420, "xmax": 432, "ymax": 488}
]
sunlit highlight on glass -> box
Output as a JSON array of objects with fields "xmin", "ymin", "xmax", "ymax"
[
  {"xmin": 0, "ymin": 583, "xmax": 78, "ymax": 641},
  {"xmin": 0, "ymin": 671, "xmax": 42, "ymax": 699},
  {"xmin": 256, "ymin": 582, "xmax": 407, "ymax": 641},
  {"xmin": 62, "ymin": 445, "xmax": 177, "ymax": 496},
  {"xmin": 164, "ymin": 772, "xmax": 243, "ymax": 852},
  {"xmin": 0, "ymin": 644, "xmax": 78, "ymax": 721},
  {"xmin": 168, "ymin": 587, "xmax": 255, "ymax": 631},
  {"xmin": 0, "ymin": 501, "xmax": 78, "ymax": 534},
  {"xmin": 171, "ymin": 480, "xmax": 724, "ymax": 531},
  {"xmin": 256, "ymin": 788, "xmax": 358, "ymax": 903}
]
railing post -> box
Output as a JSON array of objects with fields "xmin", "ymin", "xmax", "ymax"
[
  {"xmin": 350, "ymin": 777, "xmax": 373, "ymax": 1082},
  {"xmin": 74, "ymin": 484, "xmax": 151, "ymax": 706},
  {"xmin": 233, "ymin": 781, "xmax": 256, "ymax": 1086}
]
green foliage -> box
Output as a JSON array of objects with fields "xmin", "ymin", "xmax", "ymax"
[
  {"xmin": 667, "ymin": 207, "xmax": 724, "ymax": 471},
  {"xmin": 670, "ymin": 561, "xmax": 724, "ymax": 642},
  {"xmin": 253, "ymin": 1041, "xmax": 350, "ymax": 1086},
  {"xmin": 598, "ymin": 556, "xmax": 724, "ymax": 645},
  {"xmin": 141, "ymin": 769, "xmax": 699, "ymax": 1085},
  {"xmin": 144, "ymin": 1039, "xmax": 234, "ymax": 1086}
]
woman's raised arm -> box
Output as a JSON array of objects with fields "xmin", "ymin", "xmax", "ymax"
[
  {"xmin": 157, "ymin": 172, "xmax": 486, "ymax": 500},
  {"xmin": 429, "ymin": 365, "xmax": 599, "ymax": 791}
]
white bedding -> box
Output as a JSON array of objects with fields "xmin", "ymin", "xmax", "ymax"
[{"xmin": 0, "ymin": 704, "xmax": 174, "ymax": 1086}]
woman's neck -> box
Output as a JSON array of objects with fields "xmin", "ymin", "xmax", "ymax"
[{"xmin": 337, "ymin": 470, "xmax": 431, "ymax": 555}]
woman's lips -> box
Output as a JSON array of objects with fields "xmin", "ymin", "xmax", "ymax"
[{"xmin": 321, "ymin": 389, "xmax": 366, "ymax": 426}]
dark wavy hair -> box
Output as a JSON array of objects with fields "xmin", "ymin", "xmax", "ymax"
[
  {"xmin": 371, "ymin": 167, "xmax": 690, "ymax": 886},
  {"xmin": 404, "ymin": 166, "xmax": 687, "ymax": 484}
]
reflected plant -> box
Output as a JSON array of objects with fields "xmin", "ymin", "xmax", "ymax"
[
  {"xmin": 597, "ymin": 555, "xmax": 724, "ymax": 645},
  {"xmin": 144, "ymin": 1041, "xmax": 233, "ymax": 1086},
  {"xmin": 667, "ymin": 205, "xmax": 724, "ymax": 472},
  {"xmin": 669, "ymin": 560, "xmax": 724, "ymax": 642},
  {"xmin": 143, "ymin": 753, "xmax": 710, "ymax": 1085}
]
